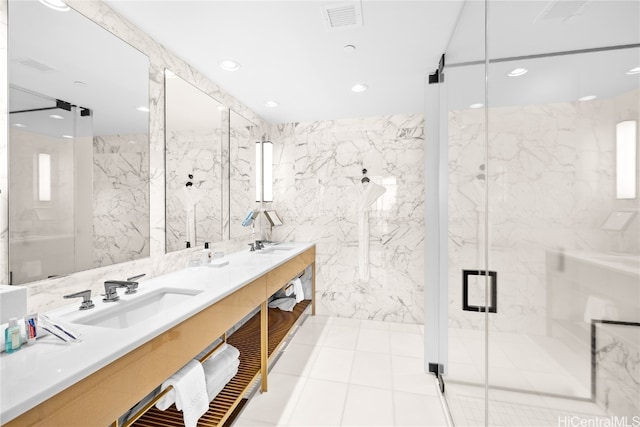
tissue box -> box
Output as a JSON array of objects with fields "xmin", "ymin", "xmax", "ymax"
[{"xmin": 0, "ymin": 285, "xmax": 28, "ymax": 324}]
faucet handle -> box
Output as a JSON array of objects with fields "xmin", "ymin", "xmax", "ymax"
[
  {"xmin": 248, "ymin": 243, "xmax": 255, "ymax": 252},
  {"xmin": 63, "ymin": 290, "xmax": 95, "ymax": 310},
  {"xmin": 124, "ymin": 281, "xmax": 138, "ymax": 295}
]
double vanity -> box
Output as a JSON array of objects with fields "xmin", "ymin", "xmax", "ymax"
[{"xmin": 1, "ymin": 242, "xmax": 316, "ymax": 427}]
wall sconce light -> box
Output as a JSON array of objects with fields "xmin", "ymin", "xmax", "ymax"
[
  {"xmin": 38, "ymin": 153, "xmax": 51, "ymax": 202},
  {"xmin": 616, "ymin": 120, "xmax": 637, "ymax": 199},
  {"xmin": 255, "ymin": 139, "xmax": 273, "ymax": 202}
]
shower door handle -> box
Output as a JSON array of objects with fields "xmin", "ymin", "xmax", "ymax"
[{"xmin": 462, "ymin": 269, "xmax": 497, "ymax": 313}]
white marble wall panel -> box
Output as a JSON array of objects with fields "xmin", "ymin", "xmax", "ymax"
[
  {"xmin": 229, "ymin": 112, "xmax": 263, "ymax": 240},
  {"xmin": 595, "ymin": 324, "xmax": 640, "ymax": 417},
  {"xmin": 448, "ymin": 90, "xmax": 640, "ymax": 334},
  {"xmin": 0, "ymin": 0, "xmax": 268, "ymax": 314},
  {"xmin": 165, "ymin": 129, "xmax": 223, "ymax": 251},
  {"xmin": 272, "ymin": 114, "xmax": 424, "ymax": 323},
  {"xmin": 93, "ymin": 133, "xmax": 150, "ymax": 267}
]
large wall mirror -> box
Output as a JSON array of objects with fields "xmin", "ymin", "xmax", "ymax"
[
  {"xmin": 165, "ymin": 70, "xmax": 224, "ymax": 252},
  {"xmin": 8, "ymin": 0, "xmax": 150, "ymax": 284},
  {"xmin": 229, "ymin": 110, "xmax": 260, "ymax": 239}
]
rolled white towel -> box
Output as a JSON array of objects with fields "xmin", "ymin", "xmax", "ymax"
[
  {"xmin": 196, "ymin": 342, "xmax": 228, "ymax": 361},
  {"xmin": 205, "ymin": 359, "xmax": 240, "ymax": 402},
  {"xmin": 155, "ymin": 359, "xmax": 209, "ymax": 427},
  {"xmin": 202, "ymin": 345, "xmax": 240, "ymax": 401}
]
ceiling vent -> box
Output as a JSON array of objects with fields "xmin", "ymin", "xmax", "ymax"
[
  {"xmin": 16, "ymin": 57, "xmax": 56, "ymax": 73},
  {"xmin": 534, "ymin": 0, "xmax": 590, "ymax": 23},
  {"xmin": 321, "ymin": 2, "xmax": 363, "ymax": 31}
]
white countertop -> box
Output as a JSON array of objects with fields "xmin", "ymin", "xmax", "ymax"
[
  {"xmin": 0, "ymin": 242, "xmax": 314, "ymax": 424},
  {"xmin": 548, "ymin": 249, "xmax": 639, "ymax": 277}
]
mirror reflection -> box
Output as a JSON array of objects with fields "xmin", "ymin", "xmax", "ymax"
[
  {"xmin": 229, "ymin": 110, "xmax": 260, "ymax": 239},
  {"xmin": 8, "ymin": 0, "xmax": 150, "ymax": 284},
  {"xmin": 165, "ymin": 70, "xmax": 224, "ymax": 252}
]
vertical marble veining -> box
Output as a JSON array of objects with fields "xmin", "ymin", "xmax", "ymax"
[
  {"xmin": 272, "ymin": 114, "xmax": 425, "ymax": 323},
  {"xmin": 93, "ymin": 133, "xmax": 150, "ymax": 266}
]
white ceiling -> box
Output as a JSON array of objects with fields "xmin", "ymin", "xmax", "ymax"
[
  {"xmin": 103, "ymin": 0, "xmax": 639, "ymax": 125},
  {"xmin": 11, "ymin": 0, "xmax": 639, "ymax": 131},
  {"xmin": 104, "ymin": 0, "xmax": 465, "ymax": 124}
]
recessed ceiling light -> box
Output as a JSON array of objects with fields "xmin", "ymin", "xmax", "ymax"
[
  {"xmin": 49, "ymin": 114, "xmax": 64, "ymax": 120},
  {"xmin": 469, "ymin": 103, "xmax": 484, "ymax": 109},
  {"xmin": 343, "ymin": 44, "xmax": 356, "ymax": 53},
  {"xmin": 508, "ymin": 68, "xmax": 528, "ymax": 77},
  {"xmin": 38, "ymin": 0, "xmax": 70, "ymax": 12},
  {"xmin": 62, "ymin": 135, "xmax": 73, "ymax": 139},
  {"xmin": 626, "ymin": 66, "xmax": 640, "ymax": 75},
  {"xmin": 264, "ymin": 101, "xmax": 279, "ymax": 108},
  {"xmin": 13, "ymin": 123, "xmax": 26, "ymax": 128},
  {"xmin": 136, "ymin": 106, "xmax": 150, "ymax": 112},
  {"xmin": 164, "ymin": 70, "xmax": 177, "ymax": 79},
  {"xmin": 578, "ymin": 95, "xmax": 597, "ymax": 102},
  {"xmin": 220, "ymin": 60, "xmax": 240, "ymax": 71},
  {"xmin": 73, "ymin": 80, "xmax": 86, "ymax": 86},
  {"xmin": 351, "ymin": 83, "xmax": 368, "ymax": 92}
]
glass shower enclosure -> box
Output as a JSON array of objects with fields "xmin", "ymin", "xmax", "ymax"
[{"xmin": 427, "ymin": 1, "xmax": 640, "ymax": 425}]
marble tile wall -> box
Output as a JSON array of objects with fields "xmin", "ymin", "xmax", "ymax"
[
  {"xmin": 165, "ymin": 129, "xmax": 223, "ymax": 251},
  {"xmin": 93, "ymin": 133, "xmax": 150, "ymax": 267},
  {"xmin": 272, "ymin": 114, "xmax": 425, "ymax": 323},
  {"xmin": 448, "ymin": 89, "xmax": 640, "ymax": 334},
  {"xmin": 0, "ymin": 0, "xmax": 267, "ymax": 314},
  {"xmin": 229, "ymin": 111, "xmax": 262, "ymax": 241},
  {"xmin": 595, "ymin": 324, "xmax": 640, "ymax": 417}
]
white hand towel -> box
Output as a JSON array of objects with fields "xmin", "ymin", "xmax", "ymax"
[
  {"xmin": 155, "ymin": 359, "xmax": 209, "ymax": 427},
  {"xmin": 289, "ymin": 277, "xmax": 304, "ymax": 303}
]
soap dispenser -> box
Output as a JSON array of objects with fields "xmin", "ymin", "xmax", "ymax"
[
  {"xmin": 201, "ymin": 242, "xmax": 212, "ymax": 266},
  {"xmin": 4, "ymin": 317, "xmax": 22, "ymax": 353}
]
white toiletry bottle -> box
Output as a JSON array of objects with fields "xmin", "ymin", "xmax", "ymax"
[
  {"xmin": 201, "ymin": 242, "xmax": 212, "ymax": 266},
  {"xmin": 4, "ymin": 318, "xmax": 22, "ymax": 353}
]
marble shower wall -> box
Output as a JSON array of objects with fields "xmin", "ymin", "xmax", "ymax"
[
  {"xmin": 448, "ymin": 89, "xmax": 640, "ymax": 334},
  {"xmin": 93, "ymin": 133, "xmax": 150, "ymax": 267},
  {"xmin": 0, "ymin": 0, "xmax": 267, "ymax": 314},
  {"xmin": 165, "ymin": 129, "xmax": 223, "ymax": 251},
  {"xmin": 272, "ymin": 114, "xmax": 425, "ymax": 323}
]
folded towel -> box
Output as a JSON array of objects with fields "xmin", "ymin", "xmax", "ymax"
[
  {"xmin": 202, "ymin": 345, "xmax": 240, "ymax": 401},
  {"xmin": 196, "ymin": 342, "xmax": 228, "ymax": 361},
  {"xmin": 269, "ymin": 297, "xmax": 297, "ymax": 312},
  {"xmin": 155, "ymin": 360, "xmax": 208, "ymax": 427},
  {"xmin": 205, "ymin": 359, "xmax": 240, "ymax": 401},
  {"xmin": 289, "ymin": 278, "xmax": 304, "ymax": 303}
]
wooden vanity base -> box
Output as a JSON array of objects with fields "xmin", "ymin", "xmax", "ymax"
[{"xmin": 132, "ymin": 301, "xmax": 311, "ymax": 427}]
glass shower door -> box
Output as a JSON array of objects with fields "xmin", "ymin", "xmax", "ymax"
[{"xmin": 441, "ymin": 1, "xmax": 640, "ymax": 426}]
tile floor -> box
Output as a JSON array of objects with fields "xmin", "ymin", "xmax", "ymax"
[{"xmin": 232, "ymin": 315, "xmax": 448, "ymax": 427}]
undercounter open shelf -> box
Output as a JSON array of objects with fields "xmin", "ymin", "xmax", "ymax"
[{"xmin": 133, "ymin": 300, "xmax": 311, "ymax": 427}]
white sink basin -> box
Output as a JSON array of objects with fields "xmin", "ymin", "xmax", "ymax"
[
  {"xmin": 70, "ymin": 288, "xmax": 202, "ymax": 329},
  {"xmin": 257, "ymin": 245, "xmax": 295, "ymax": 254}
]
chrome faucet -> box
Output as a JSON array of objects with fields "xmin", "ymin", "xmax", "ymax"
[
  {"xmin": 255, "ymin": 240, "xmax": 265, "ymax": 250},
  {"xmin": 102, "ymin": 280, "xmax": 139, "ymax": 302},
  {"xmin": 63, "ymin": 289, "xmax": 95, "ymax": 310}
]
